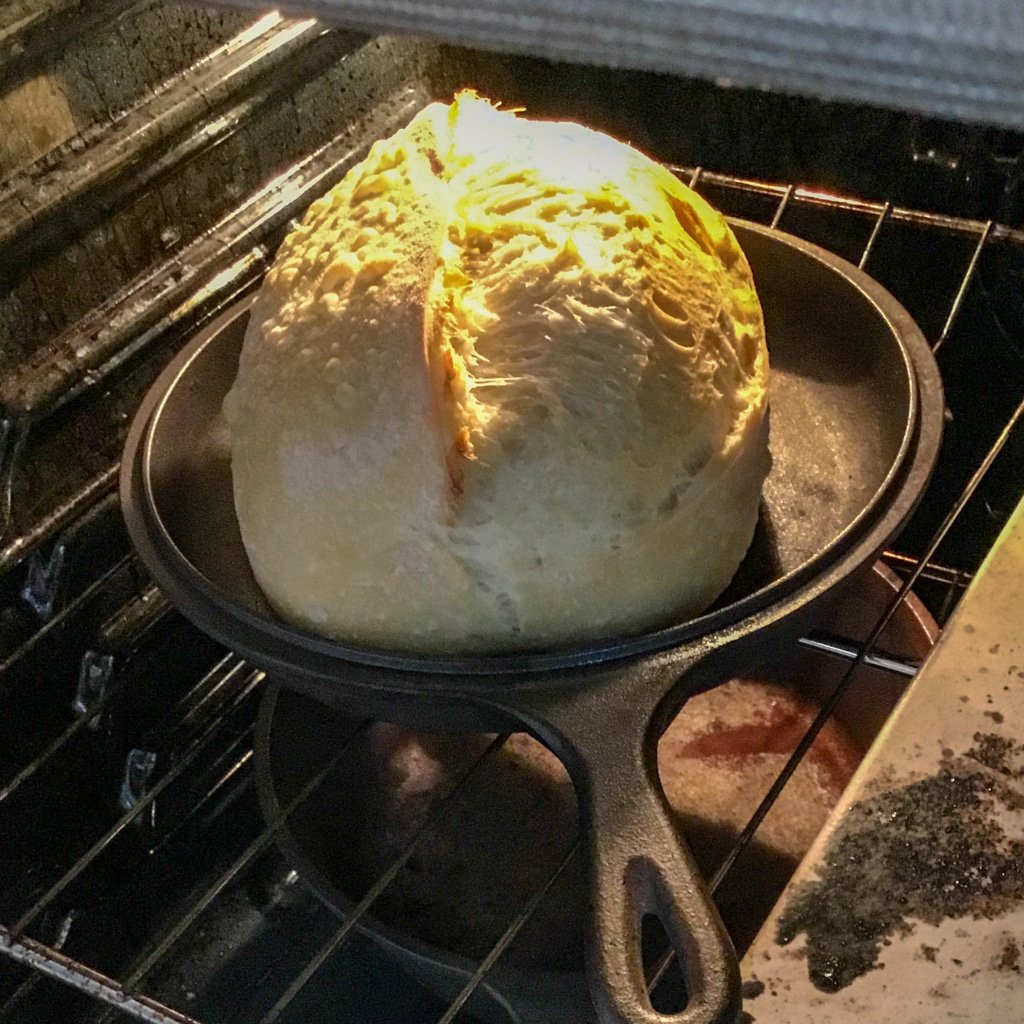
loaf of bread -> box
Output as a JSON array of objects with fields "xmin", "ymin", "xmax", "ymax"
[{"xmin": 224, "ymin": 92, "xmax": 770, "ymax": 652}]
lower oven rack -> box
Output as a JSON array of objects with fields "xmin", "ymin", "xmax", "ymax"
[{"xmin": 0, "ymin": 160, "xmax": 1022, "ymax": 1024}]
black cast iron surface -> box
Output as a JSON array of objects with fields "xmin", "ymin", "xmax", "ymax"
[{"xmin": 120, "ymin": 221, "xmax": 944, "ymax": 1024}]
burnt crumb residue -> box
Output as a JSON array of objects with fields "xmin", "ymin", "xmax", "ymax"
[
  {"xmin": 995, "ymin": 938, "xmax": 1021, "ymax": 972},
  {"xmin": 966, "ymin": 732, "xmax": 1024, "ymax": 778},
  {"xmin": 741, "ymin": 979, "xmax": 765, "ymax": 1000},
  {"xmin": 986, "ymin": 711, "xmax": 1006, "ymax": 724},
  {"xmin": 775, "ymin": 743, "xmax": 1024, "ymax": 993},
  {"xmin": 919, "ymin": 944, "xmax": 939, "ymax": 962}
]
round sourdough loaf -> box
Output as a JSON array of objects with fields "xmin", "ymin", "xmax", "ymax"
[{"xmin": 224, "ymin": 93, "xmax": 770, "ymax": 652}]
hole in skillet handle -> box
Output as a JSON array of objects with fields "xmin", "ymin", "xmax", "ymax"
[
  {"xmin": 642, "ymin": 915, "xmax": 688, "ymax": 1014},
  {"xmin": 514, "ymin": 644, "xmax": 747, "ymax": 1024}
]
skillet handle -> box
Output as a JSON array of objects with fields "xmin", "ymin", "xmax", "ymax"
[
  {"xmin": 579, "ymin": 736, "xmax": 740, "ymax": 1024},
  {"xmin": 521, "ymin": 652, "xmax": 743, "ymax": 1024}
]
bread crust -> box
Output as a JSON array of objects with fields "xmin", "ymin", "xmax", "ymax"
[{"xmin": 225, "ymin": 94, "xmax": 770, "ymax": 651}]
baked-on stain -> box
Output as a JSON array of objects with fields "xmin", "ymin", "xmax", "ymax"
[
  {"xmin": 741, "ymin": 978, "xmax": 766, "ymax": 999},
  {"xmin": 966, "ymin": 731, "xmax": 1024, "ymax": 778},
  {"xmin": 995, "ymin": 937, "xmax": 1020, "ymax": 972},
  {"xmin": 776, "ymin": 737, "xmax": 1024, "ymax": 992},
  {"xmin": 673, "ymin": 698, "xmax": 856, "ymax": 796}
]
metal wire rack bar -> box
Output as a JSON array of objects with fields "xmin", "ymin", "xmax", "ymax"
[
  {"xmin": 0, "ymin": 463, "xmax": 118, "ymax": 575},
  {"xmin": 769, "ymin": 183, "xmax": 796, "ymax": 229},
  {"xmin": 0, "ymin": 930, "xmax": 202, "ymax": 1024},
  {"xmin": 0, "ymin": 552, "xmax": 137, "ymax": 674},
  {"xmin": 0, "ymin": 672, "xmax": 130, "ymax": 805},
  {"xmin": 120, "ymin": 720, "xmax": 368, "ymax": 994},
  {"xmin": 933, "ymin": 220, "xmax": 995, "ymax": 354},
  {"xmin": 881, "ymin": 549, "xmax": 971, "ymax": 588},
  {"xmin": 882, "ymin": 549, "xmax": 973, "ymax": 621},
  {"xmin": 0, "ymin": 970, "xmax": 44, "ymax": 1019},
  {"xmin": 671, "ymin": 165, "xmax": 1024, "ymax": 244},
  {"xmin": 0, "ymin": 651, "xmax": 242, "ymax": 805},
  {"xmin": 858, "ymin": 202, "xmax": 893, "ymax": 269},
  {"xmin": 257, "ymin": 731, "xmax": 512, "ymax": 1024},
  {"xmin": 796, "ymin": 633, "xmax": 919, "ymax": 676},
  {"xmin": 436, "ymin": 844, "xmax": 581, "ymax": 1024},
  {"xmin": 7, "ymin": 669, "xmax": 263, "ymax": 941}
]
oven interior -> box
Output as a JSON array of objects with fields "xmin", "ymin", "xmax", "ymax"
[{"xmin": 1, "ymin": 3, "xmax": 1023, "ymax": 1022}]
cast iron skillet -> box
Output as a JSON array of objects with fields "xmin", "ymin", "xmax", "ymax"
[{"xmin": 120, "ymin": 222, "xmax": 944, "ymax": 1024}]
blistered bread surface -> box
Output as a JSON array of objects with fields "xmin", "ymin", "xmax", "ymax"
[{"xmin": 224, "ymin": 93, "xmax": 770, "ymax": 652}]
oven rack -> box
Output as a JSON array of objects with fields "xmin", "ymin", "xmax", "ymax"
[{"xmin": 0, "ymin": 164, "xmax": 1022, "ymax": 1024}]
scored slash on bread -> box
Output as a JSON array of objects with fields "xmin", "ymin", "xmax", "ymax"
[{"xmin": 225, "ymin": 92, "xmax": 770, "ymax": 652}]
